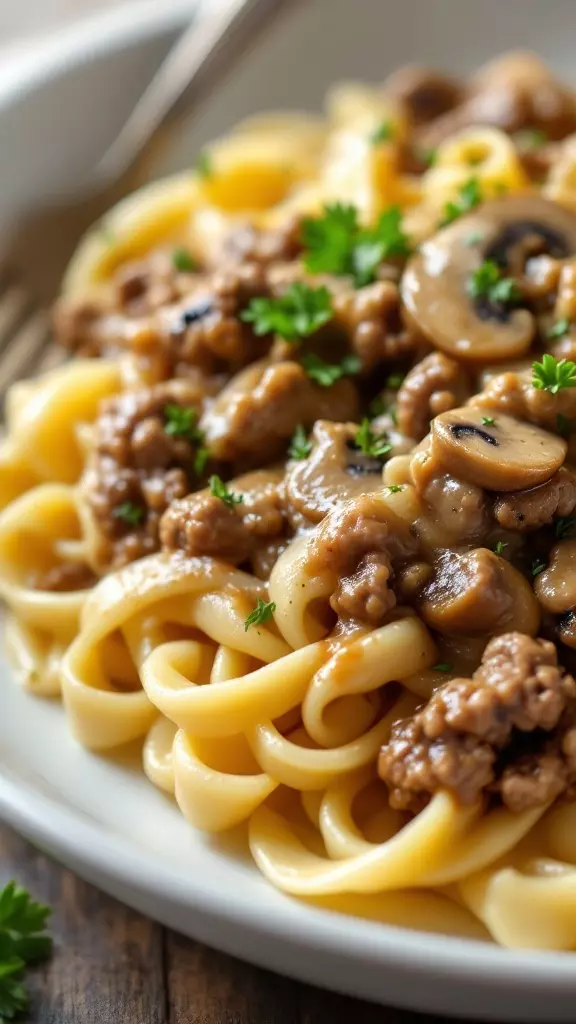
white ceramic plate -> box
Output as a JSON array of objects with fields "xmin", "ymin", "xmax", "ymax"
[{"xmin": 3, "ymin": 2, "xmax": 576, "ymax": 1019}]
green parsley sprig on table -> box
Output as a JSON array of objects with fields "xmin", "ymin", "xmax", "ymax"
[
  {"xmin": 301, "ymin": 353, "xmax": 361, "ymax": 387},
  {"xmin": 354, "ymin": 418, "xmax": 392, "ymax": 459},
  {"xmin": 467, "ymin": 260, "xmax": 522, "ymax": 307},
  {"xmin": 288, "ymin": 425, "xmax": 312, "ymax": 461},
  {"xmin": 244, "ymin": 598, "xmax": 276, "ymax": 632},
  {"xmin": 241, "ymin": 283, "xmax": 333, "ymax": 342},
  {"xmin": 0, "ymin": 882, "xmax": 52, "ymax": 1023},
  {"xmin": 532, "ymin": 354, "xmax": 576, "ymax": 394},
  {"xmin": 209, "ymin": 475, "xmax": 243, "ymax": 510},
  {"xmin": 301, "ymin": 202, "xmax": 411, "ymax": 287},
  {"xmin": 440, "ymin": 178, "xmax": 482, "ymax": 226}
]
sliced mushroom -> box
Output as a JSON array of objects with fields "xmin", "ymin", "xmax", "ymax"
[
  {"xmin": 534, "ymin": 538, "xmax": 576, "ymax": 615},
  {"xmin": 283, "ymin": 420, "xmax": 385, "ymax": 527},
  {"xmin": 412, "ymin": 406, "xmax": 566, "ymax": 492},
  {"xmin": 419, "ymin": 548, "xmax": 540, "ymax": 637},
  {"xmin": 401, "ymin": 196, "xmax": 576, "ymax": 363}
]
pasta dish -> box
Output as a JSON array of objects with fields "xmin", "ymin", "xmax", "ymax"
[{"xmin": 6, "ymin": 51, "xmax": 576, "ymax": 950}]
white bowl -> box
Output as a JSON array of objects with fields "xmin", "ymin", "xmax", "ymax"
[{"xmin": 3, "ymin": 3, "xmax": 576, "ymax": 1020}]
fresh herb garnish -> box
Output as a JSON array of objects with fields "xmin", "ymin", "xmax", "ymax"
[
  {"xmin": 532, "ymin": 558, "xmax": 547, "ymax": 577},
  {"xmin": 419, "ymin": 147, "xmax": 437, "ymax": 167},
  {"xmin": 241, "ymin": 283, "xmax": 332, "ymax": 342},
  {"xmin": 288, "ymin": 425, "xmax": 312, "ymax": 461},
  {"xmin": 386, "ymin": 373, "xmax": 405, "ymax": 389},
  {"xmin": 0, "ymin": 881, "xmax": 52, "ymax": 1022},
  {"xmin": 557, "ymin": 413, "xmax": 573, "ymax": 438},
  {"xmin": 465, "ymin": 231, "xmax": 484, "ymax": 247},
  {"xmin": 441, "ymin": 178, "xmax": 482, "ymax": 226},
  {"xmin": 196, "ymin": 151, "xmax": 213, "ymax": 179},
  {"xmin": 547, "ymin": 318, "xmax": 571, "ymax": 340},
  {"xmin": 172, "ymin": 247, "xmax": 196, "ymax": 273},
  {"xmin": 387, "ymin": 484, "xmax": 403, "ymax": 493},
  {"xmin": 301, "ymin": 352, "xmax": 361, "ymax": 387},
  {"xmin": 432, "ymin": 662, "xmax": 452, "ymax": 673},
  {"xmin": 113, "ymin": 502, "xmax": 145, "ymax": 526},
  {"xmin": 370, "ymin": 120, "xmax": 394, "ymax": 145},
  {"xmin": 481, "ymin": 415, "xmax": 495, "ymax": 426},
  {"xmin": 209, "ymin": 475, "xmax": 243, "ymax": 509},
  {"xmin": 354, "ymin": 418, "xmax": 392, "ymax": 459},
  {"xmin": 532, "ymin": 354, "xmax": 576, "ymax": 394},
  {"xmin": 301, "ymin": 203, "xmax": 411, "ymax": 287},
  {"xmin": 164, "ymin": 404, "xmax": 202, "ymax": 443},
  {"xmin": 556, "ymin": 517, "xmax": 576, "ymax": 540},
  {"xmin": 193, "ymin": 447, "xmax": 209, "ymax": 476},
  {"xmin": 468, "ymin": 259, "xmax": 522, "ymax": 306},
  {"xmin": 244, "ymin": 598, "xmax": 276, "ymax": 631},
  {"xmin": 493, "ymin": 540, "xmax": 508, "ymax": 555},
  {"xmin": 515, "ymin": 128, "xmax": 548, "ymax": 149}
]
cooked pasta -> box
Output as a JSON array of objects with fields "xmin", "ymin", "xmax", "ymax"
[{"xmin": 9, "ymin": 50, "xmax": 576, "ymax": 950}]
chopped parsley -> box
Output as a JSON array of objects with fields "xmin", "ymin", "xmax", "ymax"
[
  {"xmin": 481, "ymin": 415, "xmax": 495, "ymax": 426},
  {"xmin": 370, "ymin": 120, "xmax": 394, "ymax": 145},
  {"xmin": 196, "ymin": 151, "xmax": 213, "ymax": 178},
  {"xmin": 555, "ymin": 516, "xmax": 576, "ymax": 540},
  {"xmin": 113, "ymin": 502, "xmax": 145, "ymax": 526},
  {"xmin": 209, "ymin": 475, "xmax": 243, "ymax": 509},
  {"xmin": 493, "ymin": 540, "xmax": 508, "ymax": 555},
  {"xmin": 244, "ymin": 598, "xmax": 277, "ymax": 631},
  {"xmin": 465, "ymin": 231, "xmax": 484, "ymax": 247},
  {"xmin": 532, "ymin": 558, "xmax": 547, "ymax": 577},
  {"xmin": 547, "ymin": 318, "xmax": 571, "ymax": 340},
  {"xmin": 387, "ymin": 484, "xmax": 404, "ymax": 493},
  {"xmin": 0, "ymin": 882, "xmax": 52, "ymax": 1022},
  {"xmin": 386, "ymin": 373, "xmax": 405, "ymax": 389},
  {"xmin": 467, "ymin": 259, "xmax": 522, "ymax": 306},
  {"xmin": 557, "ymin": 413, "xmax": 574, "ymax": 438},
  {"xmin": 301, "ymin": 352, "xmax": 361, "ymax": 387},
  {"xmin": 532, "ymin": 354, "xmax": 576, "ymax": 394},
  {"xmin": 241, "ymin": 283, "xmax": 332, "ymax": 342},
  {"xmin": 164, "ymin": 404, "xmax": 202, "ymax": 443},
  {"xmin": 432, "ymin": 662, "xmax": 452, "ymax": 673},
  {"xmin": 441, "ymin": 178, "xmax": 482, "ymax": 226},
  {"xmin": 515, "ymin": 128, "xmax": 548, "ymax": 149},
  {"xmin": 193, "ymin": 447, "xmax": 209, "ymax": 476},
  {"xmin": 301, "ymin": 202, "xmax": 411, "ymax": 287},
  {"xmin": 172, "ymin": 247, "xmax": 196, "ymax": 272},
  {"xmin": 288, "ymin": 425, "xmax": 312, "ymax": 461},
  {"xmin": 354, "ymin": 418, "xmax": 392, "ymax": 459},
  {"xmin": 418, "ymin": 146, "xmax": 437, "ymax": 167}
]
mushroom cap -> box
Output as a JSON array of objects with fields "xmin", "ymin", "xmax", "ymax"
[
  {"xmin": 418, "ymin": 406, "xmax": 566, "ymax": 492},
  {"xmin": 401, "ymin": 195, "xmax": 576, "ymax": 363}
]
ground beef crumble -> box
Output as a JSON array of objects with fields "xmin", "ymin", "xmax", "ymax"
[
  {"xmin": 494, "ymin": 466, "xmax": 576, "ymax": 532},
  {"xmin": 379, "ymin": 633, "xmax": 576, "ymax": 813}
]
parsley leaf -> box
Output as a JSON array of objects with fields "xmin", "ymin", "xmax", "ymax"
[
  {"xmin": 441, "ymin": 178, "xmax": 482, "ymax": 226},
  {"xmin": 164, "ymin": 404, "xmax": 202, "ymax": 443},
  {"xmin": 241, "ymin": 283, "xmax": 333, "ymax": 342},
  {"xmin": 0, "ymin": 882, "xmax": 52, "ymax": 1021},
  {"xmin": 196, "ymin": 151, "xmax": 213, "ymax": 179},
  {"xmin": 432, "ymin": 662, "xmax": 452, "ymax": 673},
  {"xmin": 556, "ymin": 516, "xmax": 576, "ymax": 540},
  {"xmin": 514, "ymin": 128, "xmax": 548, "ymax": 149},
  {"xmin": 547, "ymin": 318, "xmax": 571, "ymax": 340},
  {"xmin": 113, "ymin": 502, "xmax": 145, "ymax": 526},
  {"xmin": 370, "ymin": 120, "xmax": 394, "ymax": 145},
  {"xmin": 468, "ymin": 260, "xmax": 522, "ymax": 306},
  {"xmin": 481, "ymin": 415, "xmax": 495, "ymax": 426},
  {"xmin": 386, "ymin": 373, "xmax": 405, "ymax": 389},
  {"xmin": 244, "ymin": 598, "xmax": 276, "ymax": 631},
  {"xmin": 493, "ymin": 540, "xmax": 508, "ymax": 555},
  {"xmin": 532, "ymin": 354, "xmax": 576, "ymax": 394},
  {"xmin": 301, "ymin": 352, "xmax": 361, "ymax": 387},
  {"xmin": 418, "ymin": 146, "xmax": 437, "ymax": 167},
  {"xmin": 301, "ymin": 203, "xmax": 411, "ymax": 287},
  {"xmin": 387, "ymin": 484, "xmax": 403, "ymax": 493},
  {"xmin": 532, "ymin": 558, "xmax": 547, "ymax": 577},
  {"xmin": 354, "ymin": 418, "xmax": 392, "ymax": 459},
  {"xmin": 288, "ymin": 425, "xmax": 312, "ymax": 461},
  {"xmin": 465, "ymin": 231, "xmax": 484, "ymax": 247},
  {"xmin": 172, "ymin": 247, "xmax": 196, "ymax": 273},
  {"xmin": 209, "ymin": 475, "xmax": 243, "ymax": 509}
]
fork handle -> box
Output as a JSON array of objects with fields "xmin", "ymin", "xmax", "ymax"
[{"xmin": 97, "ymin": 0, "xmax": 298, "ymax": 183}]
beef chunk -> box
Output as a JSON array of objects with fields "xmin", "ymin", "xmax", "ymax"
[{"xmin": 494, "ymin": 467, "xmax": 576, "ymax": 532}]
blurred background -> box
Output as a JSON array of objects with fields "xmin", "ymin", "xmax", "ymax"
[{"xmin": 1, "ymin": 1, "xmax": 128, "ymax": 44}]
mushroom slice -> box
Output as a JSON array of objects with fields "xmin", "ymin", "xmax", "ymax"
[
  {"xmin": 401, "ymin": 196, "xmax": 576, "ymax": 363},
  {"xmin": 283, "ymin": 420, "xmax": 386, "ymax": 527},
  {"xmin": 418, "ymin": 406, "xmax": 566, "ymax": 492}
]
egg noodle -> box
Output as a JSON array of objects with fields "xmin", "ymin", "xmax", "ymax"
[{"xmin": 5, "ymin": 53, "xmax": 576, "ymax": 950}]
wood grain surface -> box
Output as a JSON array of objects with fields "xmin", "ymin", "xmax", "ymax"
[{"xmin": 0, "ymin": 824, "xmax": 461, "ymax": 1024}]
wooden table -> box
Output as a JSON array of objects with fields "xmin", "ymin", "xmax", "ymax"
[{"xmin": 1, "ymin": 824, "xmax": 467, "ymax": 1024}]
